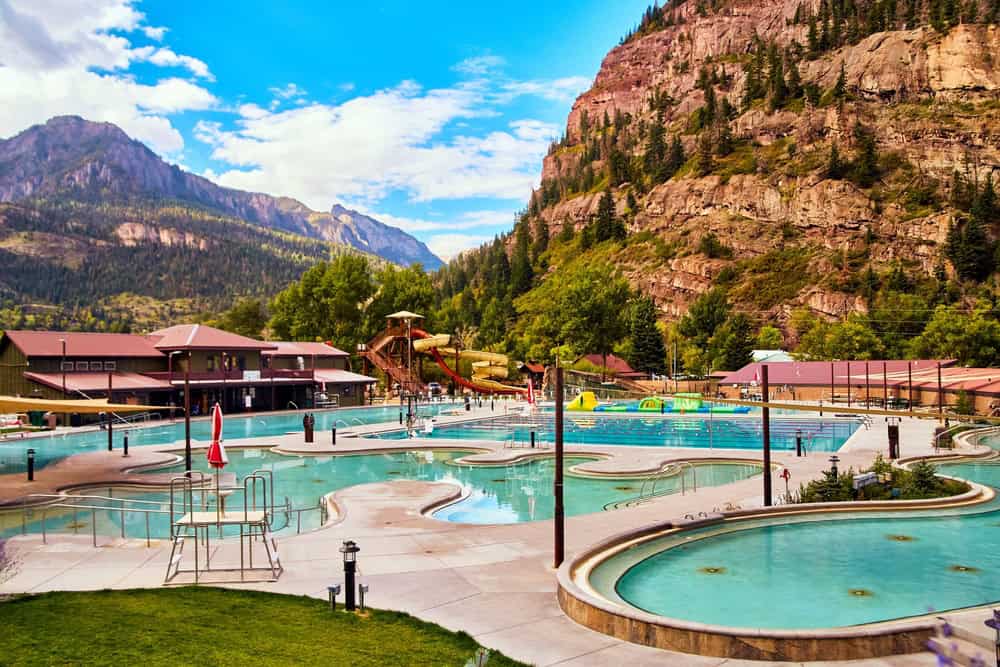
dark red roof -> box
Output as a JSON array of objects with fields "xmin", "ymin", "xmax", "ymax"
[
  {"xmin": 3, "ymin": 330, "xmax": 163, "ymax": 358},
  {"xmin": 578, "ymin": 353, "xmax": 635, "ymax": 374},
  {"xmin": 721, "ymin": 359, "xmax": 956, "ymax": 385},
  {"xmin": 24, "ymin": 371, "xmax": 173, "ymax": 392},
  {"xmin": 263, "ymin": 341, "xmax": 348, "ymax": 357},
  {"xmin": 149, "ymin": 324, "xmax": 277, "ymax": 351}
]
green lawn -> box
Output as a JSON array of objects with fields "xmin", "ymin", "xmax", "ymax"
[{"xmin": 0, "ymin": 588, "xmax": 527, "ymax": 666}]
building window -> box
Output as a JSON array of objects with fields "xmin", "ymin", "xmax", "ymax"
[
  {"xmin": 91, "ymin": 361, "xmax": 104, "ymax": 371},
  {"xmin": 61, "ymin": 361, "xmax": 75, "ymax": 372},
  {"xmin": 75, "ymin": 361, "xmax": 89, "ymax": 371},
  {"xmin": 105, "ymin": 361, "xmax": 117, "ymax": 371},
  {"xmin": 207, "ymin": 355, "xmax": 217, "ymax": 371}
]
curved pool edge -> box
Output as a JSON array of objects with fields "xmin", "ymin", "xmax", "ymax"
[{"xmin": 556, "ymin": 482, "xmax": 994, "ymax": 662}]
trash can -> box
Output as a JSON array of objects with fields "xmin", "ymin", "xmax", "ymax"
[{"xmin": 27, "ymin": 411, "xmax": 45, "ymax": 427}]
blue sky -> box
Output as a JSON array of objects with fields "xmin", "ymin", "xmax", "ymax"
[{"xmin": 0, "ymin": 0, "xmax": 651, "ymax": 259}]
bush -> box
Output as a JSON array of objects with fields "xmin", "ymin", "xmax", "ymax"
[
  {"xmin": 796, "ymin": 456, "xmax": 965, "ymax": 503},
  {"xmin": 697, "ymin": 232, "xmax": 734, "ymax": 259}
]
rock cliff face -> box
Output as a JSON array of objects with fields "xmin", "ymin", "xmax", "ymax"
[
  {"xmin": 0, "ymin": 116, "xmax": 442, "ymax": 269},
  {"xmin": 529, "ymin": 0, "xmax": 1000, "ymax": 324}
]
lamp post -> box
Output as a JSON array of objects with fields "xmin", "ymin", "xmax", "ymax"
[
  {"xmin": 59, "ymin": 337, "xmax": 67, "ymax": 427},
  {"xmin": 184, "ymin": 351, "xmax": 192, "ymax": 473},
  {"xmin": 829, "ymin": 455, "xmax": 841, "ymax": 478},
  {"xmin": 340, "ymin": 540, "xmax": 360, "ymax": 611},
  {"xmin": 762, "ymin": 364, "xmax": 772, "ymax": 506},
  {"xmin": 554, "ymin": 365, "xmax": 565, "ymax": 568}
]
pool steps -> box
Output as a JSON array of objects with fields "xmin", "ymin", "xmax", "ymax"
[{"xmin": 927, "ymin": 614, "xmax": 996, "ymax": 666}]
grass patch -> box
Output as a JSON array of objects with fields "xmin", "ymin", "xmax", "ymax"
[{"xmin": 0, "ymin": 588, "xmax": 526, "ymax": 667}]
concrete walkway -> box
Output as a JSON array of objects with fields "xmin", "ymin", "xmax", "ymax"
[{"xmin": 0, "ymin": 409, "xmax": 972, "ymax": 666}]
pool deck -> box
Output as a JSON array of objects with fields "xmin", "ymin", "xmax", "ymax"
[{"xmin": 0, "ymin": 405, "xmax": 978, "ymax": 665}]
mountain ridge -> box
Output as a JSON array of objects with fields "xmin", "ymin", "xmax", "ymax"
[{"xmin": 0, "ymin": 115, "xmax": 442, "ymax": 270}]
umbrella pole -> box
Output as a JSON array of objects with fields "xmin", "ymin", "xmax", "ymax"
[{"xmin": 216, "ymin": 469, "xmax": 222, "ymax": 538}]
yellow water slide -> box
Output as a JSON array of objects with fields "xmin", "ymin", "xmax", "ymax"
[{"xmin": 411, "ymin": 331, "xmax": 526, "ymax": 395}]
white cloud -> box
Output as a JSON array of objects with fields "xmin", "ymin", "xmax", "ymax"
[
  {"xmin": 145, "ymin": 46, "xmax": 213, "ymax": 80},
  {"xmin": 355, "ymin": 208, "xmax": 517, "ymax": 233},
  {"xmin": 269, "ymin": 82, "xmax": 307, "ymax": 99},
  {"xmin": 427, "ymin": 233, "xmax": 494, "ymax": 260},
  {"xmin": 237, "ymin": 103, "xmax": 270, "ymax": 120},
  {"xmin": 498, "ymin": 76, "xmax": 593, "ymax": 103},
  {"xmin": 0, "ymin": 0, "xmax": 216, "ymax": 155},
  {"xmin": 338, "ymin": 82, "xmax": 355, "ymax": 92},
  {"xmin": 201, "ymin": 80, "xmax": 559, "ymax": 208},
  {"xmin": 453, "ymin": 55, "xmax": 506, "ymax": 75},
  {"xmin": 142, "ymin": 25, "xmax": 166, "ymax": 40}
]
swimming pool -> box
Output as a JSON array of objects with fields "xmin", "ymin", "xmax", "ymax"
[
  {"xmin": 0, "ymin": 402, "xmax": 460, "ymax": 473},
  {"xmin": 376, "ymin": 414, "xmax": 859, "ymax": 452},
  {"xmin": 3, "ymin": 449, "xmax": 762, "ymax": 538},
  {"xmin": 582, "ymin": 454, "xmax": 1000, "ymax": 631}
]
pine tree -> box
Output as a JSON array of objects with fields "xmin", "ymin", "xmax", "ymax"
[
  {"xmin": 851, "ymin": 122, "xmax": 879, "ymax": 188},
  {"xmin": 595, "ymin": 190, "xmax": 617, "ymax": 242},
  {"xmin": 834, "ymin": 62, "xmax": 848, "ymax": 99},
  {"xmin": 696, "ymin": 131, "xmax": 715, "ymax": 176},
  {"xmin": 627, "ymin": 296, "xmax": 667, "ymax": 375},
  {"xmin": 532, "ymin": 217, "xmax": 549, "ymax": 260},
  {"xmin": 644, "ymin": 121, "xmax": 668, "ymax": 183},
  {"xmin": 826, "ymin": 142, "xmax": 845, "ymax": 179},
  {"xmin": 716, "ymin": 120, "xmax": 734, "ymax": 156},
  {"xmin": 666, "ymin": 135, "xmax": 686, "ymax": 178},
  {"xmin": 786, "ymin": 59, "xmax": 803, "ymax": 99},
  {"xmin": 807, "ymin": 14, "xmax": 820, "ymax": 56}
]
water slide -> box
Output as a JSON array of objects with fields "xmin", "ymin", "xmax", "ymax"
[{"xmin": 411, "ymin": 329, "xmax": 526, "ymax": 395}]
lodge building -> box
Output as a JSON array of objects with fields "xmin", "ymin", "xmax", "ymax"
[{"xmin": 0, "ymin": 325, "xmax": 376, "ymax": 421}]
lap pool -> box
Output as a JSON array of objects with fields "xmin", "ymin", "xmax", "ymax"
[
  {"xmin": 3, "ymin": 449, "xmax": 762, "ymax": 538},
  {"xmin": 375, "ymin": 414, "xmax": 860, "ymax": 452}
]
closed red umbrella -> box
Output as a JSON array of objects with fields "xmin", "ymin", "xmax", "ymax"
[
  {"xmin": 206, "ymin": 403, "xmax": 227, "ymax": 468},
  {"xmin": 205, "ymin": 403, "xmax": 227, "ymax": 522}
]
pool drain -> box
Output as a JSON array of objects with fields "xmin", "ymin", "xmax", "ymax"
[
  {"xmin": 848, "ymin": 589, "xmax": 874, "ymax": 597},
  {"xmin": 887, "ymin": 534, "xmax": 916, "ymax": 542},
  {"xmin": 614, "ymin": 486, "xmax": 636, "ymax": 491},
  {"xmin": 698, "ymin": 566, "xmax": 726, "ymax": 575},
  {"xmin": 949, "ymin": 564, "xmax": 980, "ymax": 573}
]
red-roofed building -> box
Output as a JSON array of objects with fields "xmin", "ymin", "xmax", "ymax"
[
  {"xmin": 717, "ymin": 359, "xmax": 1000, "ymax": 414},
  {"xmin": 1, "ymin": 326, "xmax": 376, "ymax": 420},
  {"xmin": 576, "ymin": 353, "xmax": 646, "ymax": 380}
]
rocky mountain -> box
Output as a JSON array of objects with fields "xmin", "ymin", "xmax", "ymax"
[
  {"xmin": 509, "ymin": 1, "xmax": 1000, "ymax": 325},
  {"xmin": 0, "ymin": 116, "xmax": 442, "ymax": 269}
]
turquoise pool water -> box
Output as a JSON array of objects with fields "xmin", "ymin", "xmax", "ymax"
[
  {"xmin": 0, "ymin": 402, "xmax": 459, "ymax": 473},
  {"xmin": 377, "ymin": 414, "xmax": 859, "ymax": 452},
  {"xmin": 4, "ymin": 450, "xmax": 761, "ymax": 538},
  {"xmin": 601, "ymin": 453, "xmax": 1000, "ymax": 629}
]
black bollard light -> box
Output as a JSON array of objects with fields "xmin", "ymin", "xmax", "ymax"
[
  {"xmin": 26, "ymin": 448, "xmax": 35, "ymax": 481},
  {"xmin": 829, "ymin": 454, "xmax": 840, "ymax": 478},
  {"xmin": 795, "ymin": 429, "xmax": 802, "ymax": 457},
  {"xmin": 530, "ymin": 431, "xmax": 536, "ymax": 448},
  {"xmin": 399, "ymin": 410, "xmax": 403, "ymax": 425},
  {"xmin": 358, "ymin": 583, "xmax": 369, "ymax": 611},
  {"xmin": 341, "ymin": 540, "xmax": 360, "ymax": 611},
  {"xmin": 327, "ymin": 584, "xmax": 341, "ymax": 611},
  {"xmin": 332, "ymin": 427, "xmax": 337, "ymax": 446},
  {"xmin": 123, "ymin": 432, "xmax": 129, "ymax": 457}
]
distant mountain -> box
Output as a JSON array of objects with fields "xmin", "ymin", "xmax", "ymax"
[{"xmin": 0, "ymin": 116, "xmax": 442, "ymax": 269}]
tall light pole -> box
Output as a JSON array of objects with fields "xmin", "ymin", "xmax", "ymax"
[
  {"xmin": 185, "ymin": 351, "xmax": 192, "ymax": 473},
  {"xmin": 59, "ymin": 337, "xmax": 67, "ymax": 427},
  {"xmin": 554, "ymin": 364, "xmax": 565, "ymax": 568}
]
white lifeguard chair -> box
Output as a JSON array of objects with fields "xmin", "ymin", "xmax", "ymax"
[{"xmin": 164, "ymin": 470, "xmax": 283, "ymax": 584}]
